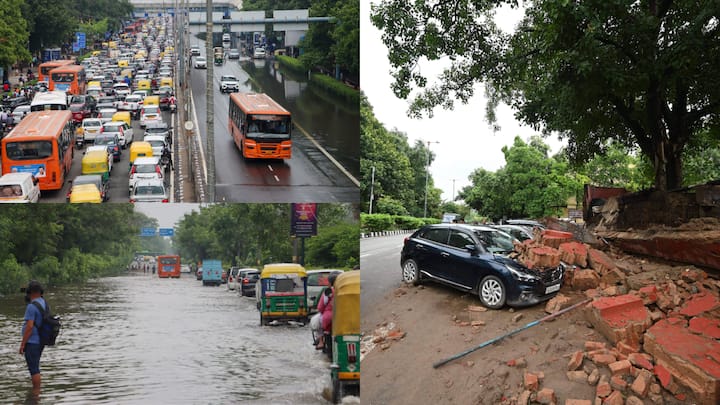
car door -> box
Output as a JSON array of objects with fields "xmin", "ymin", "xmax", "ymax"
[
  {"xmin": 410, "ymin": 227, "xmax": 449, "ymax": 279},
  {"xmin": 444, "ymin": 230, "xmax": 480, "ymax": 290}
]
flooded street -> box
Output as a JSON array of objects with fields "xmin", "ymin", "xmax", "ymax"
[{"xmin": 0, "ymin": 273, "xmax": 331, "ymax": 404}]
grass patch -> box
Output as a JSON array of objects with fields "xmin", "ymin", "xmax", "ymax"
[
  {"xmin": 275, "ymin": 55, "xmax": 306, "ymax": 75},
  {"xmin": 309, "ymin": 73, "xmax": 359, "ymax": 105}
]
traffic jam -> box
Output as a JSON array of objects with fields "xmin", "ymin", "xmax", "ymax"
[{"xmin": 0, "ymin": 16, "xmax": 176, "ymax": 203}]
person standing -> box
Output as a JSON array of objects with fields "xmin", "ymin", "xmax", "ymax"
[{"xmin": 19, "ymin": 280, "xmax": 47, "ymax": 393}]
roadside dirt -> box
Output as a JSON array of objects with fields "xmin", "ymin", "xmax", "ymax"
[{"xmin": 361, "ymin": 278, "xmax": 687, "ymax": 404}]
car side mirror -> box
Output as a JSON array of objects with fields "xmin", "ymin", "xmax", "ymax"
[{"xmin": 465, "ymin": 244, "xmax": 478, "ymax": 253}]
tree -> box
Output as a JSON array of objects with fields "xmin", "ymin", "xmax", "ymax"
[
  {"xmin": 371, "ymin": 0, "xmax": 720, "ymax": 190},
  {"xmin": 23, "ymin": 0, "xmax": 77, "ymax": 52},
  {"xmin": 580, "ymin": 143, "xmax": 653, "ymax": 191},
  {"xmin": 0, "ymin": 0, "xmax": 32, "ymax": 70}
]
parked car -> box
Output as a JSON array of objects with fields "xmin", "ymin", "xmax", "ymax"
[
  {"xmin": 400, "ymin": 224, "xmax": 564, "ymax": 309},
  {"xmin": 130, "ymin": 178, "xmax": 169, "ymax": 203},
  {"xmin": 307, "ymin": 269, "xmax": 343, "ymax": 313},
  {"xmin": 506, "ymin": 219, "xmax": 545, "ymax": 230},
  {"xmin": 490, "ymin": 224, "xmax": 534, "ymax": 242},
  {"xmin": 226, "ymin": 267, "xmax": 241, "ymax": 290},
  {"xmin": 237, "ymin": 269, "xmax": 260, "ymax": 297}
]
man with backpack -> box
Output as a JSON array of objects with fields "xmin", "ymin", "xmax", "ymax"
[{"xmin": 19, "ymin": 280, "xmax": 47, "ymax": 392}]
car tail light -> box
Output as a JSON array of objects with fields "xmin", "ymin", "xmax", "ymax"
[
  {"xmin": 162, "ymin": 199, "xmax": 169, "ymax": 203},
  {"xmin": 404, "ymin": 236, "xmax": 410, "ymax": 243},
  {"xmin": 243, "ymin": 278, "xmax": 248, "ymax": 284},
  {"xmin": 130, "ymin": 165, "xmax": 136, "ymax": 175},
  {"xmin": 347, "ymin": 343, "xmax": 357, "ymax": 363}
]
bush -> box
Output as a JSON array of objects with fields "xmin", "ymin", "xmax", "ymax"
[
  {"xmin": 394, "ymin": 216, "xmax": 424, "ymax": 229},
  {"xmin": 309, "ymin": 73, "xmax": 359, "ymax": 105},
  {"xmin": 376, "ymin": 197, "xmax": 409, "ymax": 216},
  {"xmin": 0, "ymin": 257, "xmax": 30, "ymax": 296},
  {"xmin": 361, "ymin": 213, "xmax": 395, "ymax": 232},
  {"xmin": 306, "ymin": 223, "xmax": 359, "ymax": 268},
  {"xmin": 276, "ymin": 55, "xmax": 306, "ymax": 74}
]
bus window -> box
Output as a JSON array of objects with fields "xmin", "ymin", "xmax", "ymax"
[
  {"xmin": 51, "ymin": 72, "xmax": 75, "ymax": 83},
  {"xmin": 6, "ymin": 141, "xmax": 53, "ymax": 160}
]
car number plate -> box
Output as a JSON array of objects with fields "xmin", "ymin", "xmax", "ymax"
[{"xmin": 545, "ymin": 284, "xmax": 560, "ymax": 294}]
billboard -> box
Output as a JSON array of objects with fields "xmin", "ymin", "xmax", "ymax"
[{"xmin": 290, "ymin": 203, "xmax": 317, "ymax": 237}]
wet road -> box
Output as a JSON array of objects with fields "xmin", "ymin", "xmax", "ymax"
[
  {"xmin": 0, "ymin": 273, "xmax": 331, "ymax": 404},
  {"xmin": 189, "ymin": 52, "xmax": 359, "ymax": 203}
]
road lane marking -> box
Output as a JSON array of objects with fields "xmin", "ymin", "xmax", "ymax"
[
  {"xmin": 294, "ymin": 122, "xmax": 360, "ymax": 187},
  {"xmin": 267, "ymin": 165, "xmax": 274, "ymax": 172},
  {"xmin": 274, "ymin": 175, "xmax": 280, "ymax": 182}
]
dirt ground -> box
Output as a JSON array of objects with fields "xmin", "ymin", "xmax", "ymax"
[{"xmin": 361, "ymin": 271, "xmax": 688, "ymax": 405}]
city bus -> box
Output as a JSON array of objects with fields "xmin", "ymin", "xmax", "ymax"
[
  {"xmin": 49, "ymin": 65, "xmax": 86, "ymax": 95},
  {"xmin": 37, "ymin": 59, "xmax": 75, "ymax": 82},
  {"xmin": 30, "ymin": 91, "xmax": 69, "ymax": 112},
  {"xmin": 1, "ymin": 110, "xmax": 75, "ymax": 191},
  {"xmin": 228, "ymin": 93, "xmax": 292, "ymax": 159},
  {"xmin": 157, "ymin": 255, "xmax": 181, "ymax": 278}
]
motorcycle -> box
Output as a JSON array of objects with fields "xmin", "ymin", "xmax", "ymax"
[{"xmin": 160, "ymin": 147, "xmax": 172, "ymax": 172}]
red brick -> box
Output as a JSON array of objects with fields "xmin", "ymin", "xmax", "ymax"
[
  {"xmin": 567, "ymin": 370, "xmax": 589, "ymax": 383},
  {"xmin": 546, "ymin": 293, "xmax": 571, "ymax": 314},
  {"xmin": 536, "ymin": 387, "xmax": 556, "ymax": 404},
  {"xmin": 616, "ymin": 341, "xmax": 640, "ymax": 356},
  {"xmin": 564, "ymin": 400, "xmax": 592, "ymax": 405},
  {"xmin": 638, "ymin": 285, "xmax": 658, "ymax": 305},
  {"xmin": 628, "ymin": 353, "xmax": 654, "ymax": 371},
  {"xmin": 644, "ymin": 319, "xmax": 720, "ymax": 404},
  {"xmin": 518, "ymin": 390, "xmax": 531, "ymax": 405},
  {"xmin": 573, "ymin": 269, "xmax": 600, "ymax": 291},
  {"xmin": 588, "ymin": 248, "xmax": 617, "ymax": 274},
  {"xmin": 630, "ymin": 369, "xmax": 653, "ymax": 398},
  {"xmin": 679, "ymin": 292, "xmax": 720, "ymax": 317},
  {"xmin": 584, "ymin": 288, "xmax": 601, "ymax": 298},
  {"xmin": 681, "ymin": 268, "xmax": 707, "ymax": 283},
  {"xmin": 591, "ymin": 353, "xmax": 617, "ymax": 366},
  {"xmin": 585, "ymin": 294, "xmax": 652, "ymax": 347},
  {"xmin": 608, "ymin": 359, "xmax": 632, "ymax": 376},
  {"xmin": 602, "ymin": 390, "xmax": 623, "ymax": 405},
  {"xmin": 689, "ymin": 317, "xmax": 720, "ymax": 339},
  {"xmin": 625, "ymin": 396, "xmax": 643, "ymax": 405},
  {"xmin": 524, "ymin": 372, "xmax": 539, "ymax": 391},
  {"xmin": 527, "ymin": 246, "xmax": 562, "ymax": 269},
  {"xmin": 541, "ymin": 229, "xmax": 574, "ymax": 248},
  {"xmin": 558, "ymin": 241, "xmax": 589, "ymax": 267},
  {"xmin": 610, "ymin": 375, "xmax": 627, "ymax": 391},
  {"xmin": 585, "ymin": 341, "xmax": 607, "ymax": 351},
  {"xmin": 568, "ymin": 350, "xmax": 584, "ymax": 371},
  {"xmin": 600, "ymin": 269, "xmax": 626, "ymax": 287},
  {"xmin": 596, "ymin": 381, "xmax": 612, "ymax": 398}
]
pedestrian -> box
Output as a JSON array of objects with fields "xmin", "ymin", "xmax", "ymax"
[{"xmin": 19, "ymin": 280, "xmax": 47, "ymax": 393}]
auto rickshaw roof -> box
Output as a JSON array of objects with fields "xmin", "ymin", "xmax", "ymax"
[
  {"xmin": 69, "ymin": 183, "xmax": 102, "ymax": 203},
  {"xmin": 260, "ymin": 263, "xmax": 306, "ymax": 278},
  {"xmin": 332, "ymin": 270, "xmax": 360, "ymax": 335}
]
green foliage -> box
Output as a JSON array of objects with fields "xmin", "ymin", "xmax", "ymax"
[
  {"xmin": 393, "ymin": 215, "xmax": 425, "ymax": 230},
  {"xmin": 306, "ymin": 223, "xmax": 359, "ymax": 268},
  {"xmin": 371, "ymin": 0, "xmax": 720, "ymax": 190},
  {"xmin": 276, "ymin": 54, "xmax": 306, "ymax": 74},
  {"xmin": 460, "ymin": 136, "xmax": 583, "ymax": 220},
  {"xmin": 0, "ymin": 0, "xmax": 32, "ymax": 68},
  {"xmin": 682, "ymin": 129, "xmax": 720, "ymax": 186},
  {"xmin": 0, "ymin": 205, "xmax": 146, "ymax": 295},
  {"xmin": 360, "ymin": 213, "xmax": 394, "ymax": 232},
  {"xmin": 309, "ymin": 73, "xmax": 360, "ymax": 104},
  {"xmin": 375, "ymin": 197, "xmax": 408, "ymax": 216},
  {"xmin": 579, "ymin": 143, "xmax": 653, "ymax": 191}
]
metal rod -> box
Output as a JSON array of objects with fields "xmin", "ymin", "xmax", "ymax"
[{"xmin": 432, "ymin": 298, "xmax": 592, "ymax": 369}]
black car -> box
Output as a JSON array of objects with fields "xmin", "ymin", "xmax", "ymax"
[
  {"xmin": 400, "ymin": 224, "xmax": 564, "ymax": 309},
  {"xmin": 237, "ymin": 269, "xmax": 260, "ymax": 296}
]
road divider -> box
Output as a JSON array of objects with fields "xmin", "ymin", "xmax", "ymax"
[{"xmin": 360, "ymin": 229, "xmax": 415, "ymax": 238}]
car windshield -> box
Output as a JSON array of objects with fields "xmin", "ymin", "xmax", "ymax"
[
  {"xmin": 134, "ymin": 164, "xmax": 157, "ymax": 174},
  {"xmin": 135, "ymin": 185, "xmax": 164, "ymax": 195},
  {"xmin": 221, "ymin": 76, "xmax": 236, "ymax": 81},
  {"xmin": 473, "ymin": 229, "xmax": 515, "ymax": 253},
  {"xmin": 84, "ymin": 120, "xmax": 101, "ymax": 127},
  {"xmin": 308, "ymin": 272, "xmax": 334, "ymax": 286},
  {"xmin": 95, "ymin": 137, "xmax": 115, "ymax": 145},
  {"xmin": 147, "ymin": 140, "xmax": 164, "ymax": 148},
  {"xmin": 69, "ymin": 105, "xmax": 84, "ymax": 112},
  {"xmin": 143, "ymin": 106, "xmax": 159, "ymax": 114},
  {"xmin": 145, "ymin": 127, "xmax": 167, "ymax": 134}
]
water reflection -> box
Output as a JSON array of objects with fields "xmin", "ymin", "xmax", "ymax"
[{"xmin": 0, "ymin": 274, "xmax": 331, "ymax": 404}]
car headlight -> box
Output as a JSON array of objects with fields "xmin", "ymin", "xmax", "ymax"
[{"xmin": 505, "ymin": 264, "xmax": 539, "ymax": 282}]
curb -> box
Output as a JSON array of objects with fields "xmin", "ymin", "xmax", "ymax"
[{"xmin": 360, "ymin": 229, "xmax": 415, "ymax": 239}]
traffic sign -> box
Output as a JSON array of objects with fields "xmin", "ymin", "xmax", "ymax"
[
  {"xmin": 76, "ymin": 32, "xmax": 86, "ymax": 49},
  {"xmin": 140, "ymin": 227, "xmax": 156, "ymax": 237},
  {"xmin": 159, "ymin": 228, "xmax": 174, "ymax": 236}
]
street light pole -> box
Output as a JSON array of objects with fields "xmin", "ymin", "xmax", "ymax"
[
  {"xmin": 206, "ymin": 0, "xmax": 215, "ymax": 202},
  {"xmin": 423, "ymin": 141, "xmax": 439, "ymax": 218},
  {"xmin": 369, "ymin": 166, "xmax": 375, "ymax": 214},
  {"xmin": 452, "ymin": 179, "xmax": 456, "ymax": 201}
]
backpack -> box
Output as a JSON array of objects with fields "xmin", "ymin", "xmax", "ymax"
[{"xmin": 32, "ymin": 301, "xmax": 61, "ymax": 346}]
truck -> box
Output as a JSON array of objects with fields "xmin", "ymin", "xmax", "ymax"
[{"xmin": 202, "ymin": 259, "xmax": 223, "ymax": 286}]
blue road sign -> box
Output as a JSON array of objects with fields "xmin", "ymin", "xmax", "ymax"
[
  {"xmin": 76, "ymin": 32, "xmax": 86, "ymax": 49},
  {"xmin": 141, "ymin": 227, "xmax": 156, "ymax": 237},
  {"xmin": 159, "ymin": 228, "xmax": 174, "ymax": 237}
]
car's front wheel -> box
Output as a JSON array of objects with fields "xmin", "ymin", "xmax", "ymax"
[
  {"xmin": 478, "ymin": 275, "xmax": 506, "ymax": 309},
  {"xmin": 401, "ymin": 259, "xmax": 421, "ymax": 285}
]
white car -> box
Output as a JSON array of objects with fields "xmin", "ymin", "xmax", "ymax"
[
  {"xmin": 227, "ymin": 267, "xmax": 241, "ymax": 290},
  {"xmin": 140, "ymin": 106, "xmax": 161, "ymax": 127},
  {"xmin": 117, "ymin": 94, "xmax": 143, "ymax": 113},
  {"xmin": 129, "ymin": 156, "xmax": 163, "ymax": 194},
  {"xmin": 307, "ymin": 270, "xmax": 343, "ymax": 313},
  {"xmin": 113, "ymin": 83, "xmax": 131, "ymax": 98},
  {"xmin": 11, "ymin": 105, "xmax": 31, "ymax": 124},
  {"xmin": 80, "ymin": 118, "xmax": 104, "ymax": 143},
  {"xmin": 194, "ymin": 56, "xmax": 207, "ymax": 69},
  {"xmin": 253, "ymin": 48, "xmax": 266, "ymax": 59},
  {"xmin": 97, "ymin": 108, "xmax": 117, "ymax": 125},
  {"xmin": 220, "ymin": 75, "xmax": 239, "ymax": 93},
  {"xmin": 142, "ymin": 135, "xmax": 168, "ymax": 157},
  {"xmin": 0, "ymin": 172, "xmax": 40, "ymax": 203},
  {"xmin": 104, "ymin": 121, "xmax": 134, "ymax": 148},
  {"xmin": 130, "ymin": 178, "xmax": 169, "ymax": 203}
]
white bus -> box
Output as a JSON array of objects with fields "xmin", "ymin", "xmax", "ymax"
[{"xmin": 30, "ymin": 91, "xmax": 69, "ymax": 112}]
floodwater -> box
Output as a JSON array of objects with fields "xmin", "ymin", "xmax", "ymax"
[{"xmin": 0, "ymin": 273, "xmax": 331, "ymax": 404}]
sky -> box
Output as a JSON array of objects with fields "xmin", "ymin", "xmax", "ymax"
[
  {"xmin": 134, "ymin": 203, "xmax": 200, "ymax": 228},
  {"xmin": 360, "ymin": 1, "xmax": 566, "ymax": 202}
]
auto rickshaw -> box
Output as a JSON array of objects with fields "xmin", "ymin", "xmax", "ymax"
[
  {"xmin": 330, "ymin": 271, "xmax": 360, "ymax": 403},
  {"xmin": 256, "ymin": 263, "xmax": 308, "ymax": 326},
  {"xmin": 81, "ymin": 150, "xmax": 111, "ymax": 183},
  {"xmin": 69, "ymin": 183, "xmax": 102, "ymax": 203},
  {"xmin": 137, "ymin": 79, "xmax": 151, "ymax": 94},
  {"xmin": 129, "ymin": 141, "xmax": 153, "ymax": 169},
  {"xmin": 160, "ymin": 77, "xmax": 173, "ymax": 88}
]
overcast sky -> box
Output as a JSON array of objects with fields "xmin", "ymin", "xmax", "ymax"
[
  {"xmin": 360, "ymin": 1, "xmax": 565, "ymax": 202},
  {"xmin": 134, "ymin": 203, "xmax": 199, "ymax": 228}
]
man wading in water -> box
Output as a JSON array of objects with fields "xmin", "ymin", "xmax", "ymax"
[{"xmin": 19, "ymin": 281, "xmax": 47, "ymax": 394}]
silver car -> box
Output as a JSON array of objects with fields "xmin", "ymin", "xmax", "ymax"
[
  {"xmin": 130, "ymin": 178, "xmax": 168, "ymax": 203},
  {"xmin": 307, "ymin": 269, "xmax": 343, "ymax": 313}
]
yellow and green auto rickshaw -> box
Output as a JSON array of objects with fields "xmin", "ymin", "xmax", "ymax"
[
  {"xmin": 81, "ymin": 150, "xmax": 110, "ymax": 183},
  {"xmin": 129, "ymin": 141, "xmax": 153, "ymax": 168},
  {"xmin": 330, "ymin": 271, "xmax": 360, "ymax": 403},
  {"xmin": 69, "ymin": 183, "xmax": 102, "ymax": 203},
  {"xmin": 256, "ymin": 263, "xmax": 308, "ymax": 326}
]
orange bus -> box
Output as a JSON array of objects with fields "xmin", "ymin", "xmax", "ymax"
[
  {"xmin": 1, "ymin": 110, "xmax": 75, "ymax": 191},
  {"xmin": 228, "ymin": 93, "xmax": 292, "ymax": 159},
  {"xmin": 49, "ymin": 65, "xmax": 86, "ymax": 95},
  {"xmin": 157, "ymin": 255, "xmax": 181, "ymax": 278},
  {"xmin": 37, "ymin": 59, "xmax": 75, "ymax": 82}
]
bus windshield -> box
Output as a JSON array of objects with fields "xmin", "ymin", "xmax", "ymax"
[
  {"xmin": 6, "ymin": 141, "xmax": 54, "ymax": 160},
  {"xmin": 247, "ymin": 116, "xmax": 290, "ymax": 139},
  {"xmin": 51, "ymin": 73, "xmax": 75, "ymax": 83},
  {"xmin": 160, "ymin": 257, "xmax": 178, "ymax": 265}
]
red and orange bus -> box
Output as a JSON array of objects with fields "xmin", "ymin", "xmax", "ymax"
[
  {"xmin": 49, "ymin": 65, "xmax": 86, "ymax": 95},
  {"xmin": 228, "ymin": 93, "xmax": 292, "ymax": 159},
  {"xmin": 157, "ymin": 255, "xmax": 181, "ymax": 278},
  {"xmin": 37, "ymin": 59, "xmax": 75, "ymax": 83},
  {"xmin": 1, "ymin": 110, "xmax": 75, "ymax": 191}
]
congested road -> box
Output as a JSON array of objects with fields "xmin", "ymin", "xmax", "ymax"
[{"xmin": 188, "ymin": 48, "xmax": 359, "ymax": 203}]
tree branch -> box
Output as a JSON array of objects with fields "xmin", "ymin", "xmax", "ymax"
[
  {"xmin": 608, "ymin": 94, "xmax": 652, "ymax": 152},
  {"xmin": 592, "ymin": 34, "xmax": 638, "ymax": 64}
]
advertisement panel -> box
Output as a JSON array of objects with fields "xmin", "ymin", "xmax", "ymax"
[{"xmin": 290, "ymin": 203, "xmax": 317, "ymax": 237}]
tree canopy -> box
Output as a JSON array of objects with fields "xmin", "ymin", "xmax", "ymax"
[
  {"xmin": 371, "ymin": 0, "xmax": 720, "ymax": 190},
  {"xmin": 0, "ymin": 0, "xmax": 32, "ymax": 68}
]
